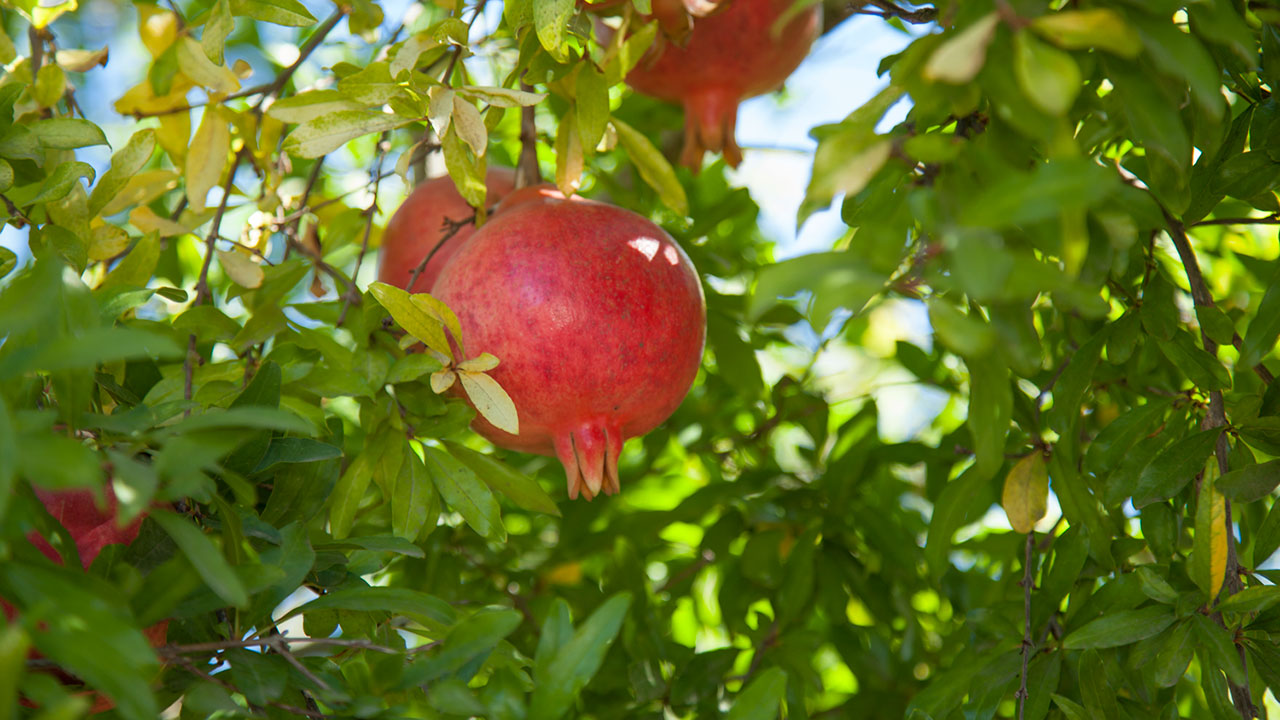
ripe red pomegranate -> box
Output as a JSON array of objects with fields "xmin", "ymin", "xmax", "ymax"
[
  {"xmin": 624, "ymin": 0, "xmax": 821, "ymax": 170},
  {"xmin": 8, "ymin": 488, "xmax": 168, "ymax": 714},
  {"xmin": 432, "ymin": 186, "xmax": 706, "ymax": 500},
  {"xmin": 377, "ymin": 168, "xmax": 516, "ymax": 294}
]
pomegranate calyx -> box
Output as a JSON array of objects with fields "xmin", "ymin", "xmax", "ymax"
[{"xmin": 554, "ymin": 420, "xmax": 623, "ymax": 501}]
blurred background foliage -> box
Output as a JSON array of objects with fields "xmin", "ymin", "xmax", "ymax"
[{"xmin": 5, "ymin": 0, "xmax": 1280, "ymax": 719}]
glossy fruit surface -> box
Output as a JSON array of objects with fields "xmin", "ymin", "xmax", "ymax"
[
  {"xmin": 625, "ymin": 0, "xmax": 820, "ymax": 169},
  {"xmin": 377, "ymin": 168, "xmax": 516, "ymax": 294},
  {"xmin": 432, "ymin": 186, "xmax": 706, "ymax": 500}
]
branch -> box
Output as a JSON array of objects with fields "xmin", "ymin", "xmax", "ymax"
[
  {"xmin": 1191, "ymin": 214, "xmax": 1280, "ymax": 227},
  {"xmin": 851, "ymin": 0, "xmax": 937, "ymax": 24},
  {"xmin": 515, "ymin": 82, "xmax": 541, "ymax": 189},
  {"xmin": 337, "ymin": 133, "xmax": 391, "ymax": 325},
  {"xmin": 195, "ymin": 148, "xmax": 248, "ymax": 305},
  {"xmin": 1163, "ymin": 211, "xmax": 1256, "ymax": 720},
  {"xmin": 405, "ymin": 211, "xmax": 478, "ymax": 291},
  {"xmin": 1016, "ymin": 532, "xmax": 1034, "ymax": 720},
  {"xmin": 243, "ymin": 9, "xmax": 346, "ymax": 107}
]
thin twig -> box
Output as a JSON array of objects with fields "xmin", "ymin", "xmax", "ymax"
[
  {"xmin": 1016, "ymin": 532, "xmax": 1034, "ymax": 720},
  {"xmin": 244, "ymin": 9, "xmax": 346, "ymax": 107},
  {"xmin": 1163, "ymin": 211, "xmax": 1256, "ymax": 720},
  {"xmin": 1191, "ymin": 214, "xmax": 1280, "ymax": 227},
  {"xmin": 337, "ymin": 133, "xmax": 392, "ymax": 325},
  {"xmin": 858, "ymin": 0, "xmax": 937, "ymax": 24},
  {"xmin": 195, "ymin": 148, "xmax": 248, "ymax": 305},
  {"xmin": 161, "ymin": 636, "xmax": 403, "ymax": 655},
  {"xmin": 404, "ymin": 211, "xmax": 478, "ymax": 290}
]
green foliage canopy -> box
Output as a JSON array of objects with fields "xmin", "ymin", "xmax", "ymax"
[{"xmin": 4, "ymin": 0, "xmax": 1280, "ymax": 719}]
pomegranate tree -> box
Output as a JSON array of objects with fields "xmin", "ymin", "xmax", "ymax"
[
  {"xmin": 432, "ymin": 186, "xmax": 706, "ymax": 500},
  {"xmin": 377, "ymin": 169, "xmax": 516, "ymax": 294},
  {"xmin": 624, "ymin": 0, "xmax": 821, "ymax": 170}
]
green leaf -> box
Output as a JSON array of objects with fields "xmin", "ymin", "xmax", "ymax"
[
  {"xmin": 1084, "ymin": 397, "xmax": 1173, "ymax": 477},
  {"xmin": 444, "ymin": 441, "xmax": 560, "ymax": 516},
  {"xmin": 225, "ymin": 649, "xmax": 287, "ymax": 705},
  {"xmin": 960, "ymin": 158, "xmax": 1116, "ymax": 229},
  {"xmin": 612, "ymin": 117, "xmax": 688, "ymax": 216},
  {"xmin": 1049, "ymin": 326, "xmax": 1107, "ymax": 436},
  {"xmin": 387, "ymin": 353, "xmax": 444, "ymax": 384},
  {"xmin": 1242, "ymin": 275, "xmax": 1280, "ymax": 367},
  {"xmin": 533, "ymin": 0, "xmax": 574, "ymax": 60},
  {"xmin": 392, "ymin": 449, "xmax": 436, "ymax": 542},
  {"xmin": 1196, "ymin": 305, "xmax": 1236, "ymax": 346},
  {"xmin": 922, "ymin": 12, "xmax": 998, "ymax": 83},
  {"xmin": 530, "ymin": 593, "xmax": 632, "ymax": 720},
  {"xmin": 328, "ymin": 452, "xmax": 372, "ymax": 540},
  {"xmin": 30, "ymin": 118, "xmax": 109, "ymax": 150},
  {"xmin": 286, "ymin": 586, "xmax": 455, "ymax": 630},
  {"xmin": 967, "ymin": 354, "xmax": 1012, "ymax": 481},
  {"xmin": 725, "ymin": 667, "xmax": 788, "ymax": 720},
  {"xmin": 229, "ymin": 0, "xmax": 316, "ymax": 26},
  {"xmin": 1156, "ymin": 330, "xmax": 1231, "ymax": 391},
  {"xmin": 283, "ymin": 110, "xmax": 410, "ymax": 159},
  {"xmin": 1013, "ymin": 30, "xmax": 1081, "ymax": 116},
  {"xmin": 575, "ymin": 64, "xmax": 609, "ymax": 151},
  {"xmin": 423, "ymin": 445, "xmax": 506, "ymax": 541},
  {"xmin": 253, "ymin": 437, "xmax": 342, "ymax": 472},
  {"xmin": 0, "ymin": 326, "xmax": 181, "ymax": 380},
  {"xmin": 202, "ymin": 0, "xmax": 233, "ymax": 64},
  {"xmin": 749, "ymin": 252, "xmax": 885, "ymax": 326},
  {"xmin": 164, "ymin": 406, "xmax": 313, "ymax": 436},
  {"xmin": 316, "ymin": 534, "xmax": 426, "ymax": 558},
  {"xmin": 1215, "ymin": 585, "xmax": 1280, "ymax": 614},
  {"xmin": 1061, "ymin": 606, "xmax": 1175, "ymax": 649},
  {"xmin": 0, "ymin": 247, "xmax": 15, "ymax": 280},
  {"xmin": 414, "ymin": 608, "xmax": 523, "ymax": 681},
  {"xmin": 1132, "ymin": 427, "xmax": 1222, "ymax": 508},
  {"xmin": 1216, "ymin": 459, "xmax": 1280, "ymax": 502},
  {"xmin": 1191, "ymin": 614, "xmax": 1246, "ymax": 685},
  {"xmin": 1153, "ymin": 620, "xmax": 1195, "ymax": 687},
  {"xmin": 1136, "ymin": 566, "xmax": 1179, "ymax": 604},
  {"xmin": 151, "ymin": 510, "xmax": 249, "ymax": 607}
]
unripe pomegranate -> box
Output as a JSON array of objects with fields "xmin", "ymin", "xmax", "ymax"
[
  {"xmin": 377, "ymin": 168, "xmax": 516, "ymax": 294},
  {"xmin": 624, "ymin": 0, "xmax": 821, "ymax": 170},
  {"xmin": 432, "ymin": 186, "xmax": 706, "ymax": 500}
]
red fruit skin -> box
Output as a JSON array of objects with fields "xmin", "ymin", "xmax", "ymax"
[
  {"xmin": 7, "ymin": 488, "xmax": 168, "ymax": 715},
  {"xmin": 625, "ymin": 0, "xmax": 821, "ymax": 169},
  {"xmin": 433, "ymin": 187, "xmax": 706, "ymax": 500},
  {"xmin": 376, "ymin": 168, "xmax": 516, "ymax": 294}
]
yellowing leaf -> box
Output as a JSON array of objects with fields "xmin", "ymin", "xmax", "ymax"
[
  {"xmin": 555, "ymin": 112, "xmax": 584, "ymax": 197},
  {"xmin": 129, "ymin": 206, "xmax": 190, "ymax": 237},
  {"xmin": 157, "ymin": 111, "xmax": 191, "ymax": 162},
  {"xmin": 542, "ymin": 561, "xmax": 582, "ymax": 585},
  {"xmin": 88, "ymin": 224, "xmax": 130, "ymax": 261},
  {"xmin": 55, "ymin": 46, "xmax": 109, "ymax": 72},
  {"xmin": 32, "ymin": 65, "xmax": 66, "ymax": 109},
  {"xmin": 612, "ymin": 117, "xmax": 686, "ymax": 215},
  {"xmin": 1031, "ymin": 8, "xmax": 1140, "ymax": 58},
  {"xmin": 217, "ymin": 249, "xmax": 264, "ymax": 288},
  {"xmin": 103, "ymin": 170, "xmax": 181, "ymax": 216},
  {"xmin": 114, "ymin": 77, "xmax": 195, "ymax": 116},
  {"xmin": 369, "ymin": 281, "xmax": 453, "ymax": 359},
  {"xmin": 1002, "ymin": 453, "xmax": 1048, "ymax": 534},
  {"xmin": 282, "ymin": 110, "xmax": 410, "ymax": 159},
  {"xmin": 534, "ymin": 0, "xmax": 574, "ymax": 61},
  {"xmin": 176, "ymin": 36, "xmax": 240, "ymax": 94},
  {"xmin": 266, "ymin": 90, "xmax": 363, "ymax": 124},
  {"xmin": 457, "ymin": 353, "xmax": 499, "ymax": 373},
  {"xmin": 458, "ymin": 370, "xmax": 519, "ymax": 435},
  {"xmin": 138, "ymin": 5, "xmax": 179, "ymax": 56},
  {"xmin": 1192, "ymin": 458, "xmax": 1228, "ymax": 603},
  {"xmin": 428, "ymin": 86, "xmax": 456, "ymax": 137},
  {"xmin": 923, "ymin": 12, "xmax": 999, "ymax": 84},
  {"xmin": 430, "ymin": 369, "xmax": 457, "ymax": 394},
  {"xmin": 451, "ymin": 95, "xmax": 488, "ymax": 157},
  {"xmin": 460, "ymin": 85, "xmax": 546, "ymax": 108},
  {"xmin": 29, "ymin": 0, "xmax": 78, "ymax": 28},
  {"xmin": 390, "ymin": 33, "xmax": 444, "ymax": 79},
  {"xmin": 410, "ymin": 293, "xmax": 465, "ymax": 354},
  {"xmin": 186, "ymin": 109, "xmax": 231, "ymax": 212}
]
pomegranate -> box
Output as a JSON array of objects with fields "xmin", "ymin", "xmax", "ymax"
[
  {"xmin": 624, "ymin": 0, "xmax": 821, "ymax": 170},
  {"xmin": 7, "ymin": 488, "xmax": 168, "ymax": 714},
  {"xmin": 377, "ymin": 168, "xmax": 516, "ymax": 294},
  {"xmin": 432, "ymin": 186, "xmax": 706, "ymax": 500}
]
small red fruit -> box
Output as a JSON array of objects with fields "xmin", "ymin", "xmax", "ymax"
[
  {"xmin": 432, "ymin": 186, "xmax": 706, "ymax": 500},
  {"xmin": 8, "ymin": 488, "xmax": 168, "ymax": 715},
  {"xmin": 377, "ymin": 169, "xmax": 517, "ymax": 294},
  {"xmin": 624, "ymin": 0, "xmax": 821, "ymax": 170}
]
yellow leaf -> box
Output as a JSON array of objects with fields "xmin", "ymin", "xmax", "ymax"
[
  {"xmin": 103, "ymin": 170, "xmax": 181, "ymax": 217},
  {"xmin": 430, "ymin": 369, "xmax": 456, "ymax": 394},
  {"xmin": 186, "ymin": 109, "xmax": 231, "ymax": 212},
  {"xmin": 924, "ymin": 12, "xmax": 1000, "ymax": 84},
  {"xmin": 137, "ymin": 5, "xmax": 178, "ymax": 56},
  {"xmin": 457, "ymin": 353, "xmax": 499, "ymax": 373},
  {"xmin": 176, "ymin": 36, "xmax": 240, "ymax": 94},
  {"xmin": 410, "ymin": 293, "xmax": 464, "ymax": 354},
  {"xmin": 1192, "ymin": 458, "xmax": 1228, "ymax": 603},
  {"xmin": 114, "ymin": 77, "xmax": 195, "ymax": 117},
  {"xmin": 89, "ymin": 224, "xmax": 130, "ymax": 261},
  {"xmin": 217, "ymin": 249, "xmax": 264, "ymax": 288},
  {"xmin": 156, "ymin": 111, "xmax": 191, "ymax": 163},
  {"xmin": 30, "ymin": 0, "xmax": 77, "ymax": 28},
  {"xmin": 129, "ymin": 206, "xmax": 189, "ymax": 237},
  {"xmin": 451, "ymin": 95, "xmax": 488, "ymax": 157},
  {"xmin": 1001, "ymin": 453, "xmax": 1048, "ymax": 534},
  {"xmin": 55, "ymin": 47, "xmax": 109, "ymax": 72},
  {"xmin": 369, "ymin": 282, "xmax": 453, "ymax": 360},
  {"xmin": 458, "ymin": 370, "xmax": 519, "ymax": 435},
  {"xmin": 542, "ymin": 561, "xmax": 582, "ymax": 586}
]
